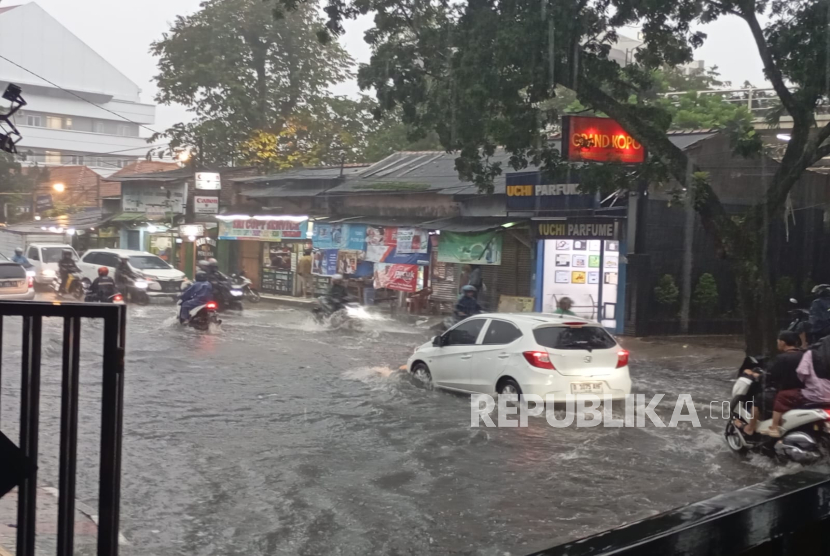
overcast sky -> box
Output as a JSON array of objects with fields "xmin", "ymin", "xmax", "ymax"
[{"xmin": 15, "ymin": 0, "xmax": 767, "ymax": 136}]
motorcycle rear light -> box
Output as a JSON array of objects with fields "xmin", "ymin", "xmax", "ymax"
[
  {"xmin": 523, "ymin": 351, "xmax": 555, "ymax": 370},
  {"xmin": 27, "ymin": 276, "xmax": 33, "ymax": 288},
  {"xmin": 206, "ymin": 302, "xmax": 218, "ymax": 310},
  {"xmin": 616, "ymin": 349, "xmax": 630, "ymax": 368}
]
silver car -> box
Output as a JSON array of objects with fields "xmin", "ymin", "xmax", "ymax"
[{"xmin": 0, "ymin": 253, "xmax": 36, "ymax": 300}]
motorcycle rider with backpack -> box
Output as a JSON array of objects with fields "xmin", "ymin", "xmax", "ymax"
[{"xmin": 58, "ymin": 249, "xmax": 80, "ymax": 295}]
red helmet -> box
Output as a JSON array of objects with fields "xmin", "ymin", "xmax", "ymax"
[{"xmin": 98, "ymin": 267, "xmax": 109, "ymax": 277}]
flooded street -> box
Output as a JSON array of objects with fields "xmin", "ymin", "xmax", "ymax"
[{"xmin": 0, "ymin": 304, "xmax": 789, "ymax": 555}]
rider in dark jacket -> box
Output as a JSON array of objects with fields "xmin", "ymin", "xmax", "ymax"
[
  {"xmin": 455, "ymin": 285, "xmax": 482, "ymax": 320},
  {"xmin": 88, "ymin": 267, "xmax": 117, "ymax": 302},
  {"xmin": 58, "ymin": 249, "xmax": 80, "ymax": 294},
  {"xmin": 326, "ymin": 274, "xmax": 349, "ymax": 310},
  {"xmin": 179, "ymin": 272, "xmax": 213, "ymax": 323},
  {"xmin": 809, "ymin": 286, "xmax": 830, "ymax": 342}
]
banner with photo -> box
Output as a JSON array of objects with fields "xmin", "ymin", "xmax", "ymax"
[
  {"xmin": 313, "ymin": 223, "xmax": 367, "ymax": 250},
  {"xmin": 366, "ymin": 226, "xmax": 397, "ymax": 247},
  {"xmin": 336, "ymin": 249, "xmax": 365, "ymax": 275},
  {"xmin": 396, "ymin": 227, "xmax": 428, "ymax": 254},
  {"xmin": 437, "ymin": 231, "xmax": 503, "ymax": 265},
  {"xmin": 365, "ymin": 243, "xmax": 430, "ymax": 265},
  {"xmin": 311, "ymin": 248, "xmax": 339, "ymax": 276},
  {"xmin": 374, "ymin": 263, "xmax": 418, "ymax": 292}
]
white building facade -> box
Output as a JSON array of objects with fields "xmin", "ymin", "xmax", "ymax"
[{"xmin": 0, "ymin": 3, "xmax": 156, "ymax": 177}]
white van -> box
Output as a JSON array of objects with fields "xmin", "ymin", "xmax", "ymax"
[{"xmin": 26, "ymin": 244, "xmax": 79, "ymax": 287}]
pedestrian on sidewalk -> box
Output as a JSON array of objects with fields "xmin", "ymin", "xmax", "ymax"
[{"xmin": 298, "ymin": 249, "xmax": 313, "ymax": 297}]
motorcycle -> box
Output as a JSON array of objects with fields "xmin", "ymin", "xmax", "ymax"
[
  {"xmin": 115, "ymin": 272, "xmax": 151, "ymax": 305},
  {"xmin": 52, "ymin": 271, "xmax": 86, "ymax": 300},
  {"xmin": 723, "ymin": 355, "xmax": 830, "ymax": 464},
  {"xmin": 211, "ymin": 279, "xmax": 244, "ymax": 311},
  {"xmin": 231, "ymin": 271, "xmax": 261, "ymax": 303},
  {"xmin": 177, "ymin": 300, "xmax": 221, "ymax": 331},
  {"xmin": 786, "ymin": 297, "xmax": 810, "ymax": 337},
  {"xmin": 311, "ymin": 296, "xmax": 368, "ymax": 327},
  {"xmin": 84, "ymin": 291, "xmax": 124, "ymax": 304}
]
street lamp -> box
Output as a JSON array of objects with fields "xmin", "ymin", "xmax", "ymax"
[{"xmin": 53, "ymin": 182, "xmax": 65, "ymax": 192}]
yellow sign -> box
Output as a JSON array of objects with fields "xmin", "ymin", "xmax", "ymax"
[
  {"xmin": 572, "ymin": 271, "xmax": 587, "ymax": 284},
  {"xmin": 498, "ymin": 295, "xmax": 535, "ymax": 313}
]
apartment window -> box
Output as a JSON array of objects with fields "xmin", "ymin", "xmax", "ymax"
[
  {"xmin": 70, "ymin": 155, "xmax": 84, "ymax": 165},
  {"xmin": 96, "ymin": 158, "xmax": 104, "ymax": 167},
  {"xmin": 116, "ymin": 125, "xmax": 130, "ymax": 137},
  {"xmin": 94, "ymin": 121, "xmax": 105, "ymax": 134},
  {"xmin": 26, "ymin": 115, "xmax": 42, "ymax": 127},
  {"xmin": 45, "ymin": 151, "xmax": 61, "ymax": 164},
  {"xmin": 46, "ymin": 116, "xmax": 62, "ymax": 129},
  {"xmin": 64, "ymin": 118, "xmax": 73, "ymax": 130}
]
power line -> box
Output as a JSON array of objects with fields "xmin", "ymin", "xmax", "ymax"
[{"xmin": 0, "ymin": 53, "xmax": 161, "ymax": 136}]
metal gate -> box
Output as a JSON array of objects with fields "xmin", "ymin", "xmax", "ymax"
[{"xmin": 0, "ymin": 301, "xmax": 126, "ymax": 556}]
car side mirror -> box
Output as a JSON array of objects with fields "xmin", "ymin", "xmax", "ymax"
[{"xmin": 433, "ymin": 335, "xmax": 442, "ymax": 347}]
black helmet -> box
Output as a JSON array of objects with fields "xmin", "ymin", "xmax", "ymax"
[
  {"xmin": 195, "ymin": 271, "xmax": 208, "ymax": 282},
  {"xmin": 197, "ymin": 260, "xmax": 210, "ymax": 270},
  {"xmin": 14, "ymin": 247, "xmax": 23, "ymax": 255},
  {"xmin": 61, "ymin": 248, "xmax": 73, "ymax": 259},
  {"xmin": 207, "ymin": 258, "xmax": 218, "ymax": 268}
]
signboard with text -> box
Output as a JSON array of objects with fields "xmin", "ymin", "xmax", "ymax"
[
  {"xmin": 122, "ymin": 182, "xmax": 186, "ymax": 214},
  {"xmin": 534, "ymin": 218, "xmax": 619, "ymax": 240},
  {"xmin": 561, "ymin": 116, "xmax": 646, "ymax": 164},
  {"xmin": 374, "ymin": 263, "xmax": 418, "ymax": 292},
  {"xmin": 195, "ymin": 172, "xmax": 221, "ymax": 190},
  {"xmin": 218, "ymin": 218, "xmax": 309, "ymax": 241},
  {"xmin": 505, "ymin": 171, "xmax": 594, "ymax": 211},
  {"xmin": 194, "ymin": 195, "xmax": 219, "ymax": 214}
]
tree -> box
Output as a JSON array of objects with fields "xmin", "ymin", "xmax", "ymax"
[
  {"xmin": 0, "ymin": 153, "xmax": 47, "ymax": 223},
  {"xmin": 692, "ymin": 273, "xmax": 719, "ymax": 318},
  {"xmin": 150, "ymin": 0, "xmax": 352, "ymax": 166},
  {"xmin": 654, "ymin": 274, "xmax": 680, "ymax": 315},
  {"xmin": 273, "ymin": 0, "xmax": 830, "ymax": 354}
]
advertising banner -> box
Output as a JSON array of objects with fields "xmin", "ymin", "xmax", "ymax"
[
  {"xmin": 313, "ymin": 223, "xmax": 366, "ymax": 250},
  {"xmin": 194, "ymin": 195, "xmax": 219, "ymax": 214},
  {"xmin": 366, "ymin": 226, "xmax": 397, "ymax": 247},
  {"xmin": 534, "ymin": 218, "xmax": 619, "ymax": 240},
  {"xmin": 218, "ymin": 218, "xmax": 308, "ymax": 241},
  {"xmin": 374, "ymin": 263, "xmax": 418, "ymax": 292},
  {"xmin": 505, "ymin": 171, "xmax": 594, "ymax": 211},
  {"xmin": 36, "ymin": 194, "xmax": 53, "ymax": 212},
  {"xmin": 195, "ymin": 172, "xmax": 221, "ymax": 190},
  {"xmin": 365, "ymin": 243, "xmax": 430, "ymax": 265},
  {"xmin": 396, "ymin": 227, "xmax": 428, "ymax": 254},
  {"xmin": 123, "ymin": 182, "xmax": 186, "ymax": 214},
  {"xmin": 561, "ymin": 116, "xmax": 646, "ymax": 164},
  {"xmin": 312, "ymin": 248, "xmax": 339, "ymax": 276},
  {"xmin": 437, "ymin": 231, "xmax": 503, "ymax": 265},
  {"xmin": 336, "ymin": 249, "xmax": 365, "ymax": 275}
]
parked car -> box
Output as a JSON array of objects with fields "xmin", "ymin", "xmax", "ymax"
[
  {"xmin": 0, "ymin": 252, "xmax": 35, "ymax": 300},
  {"xmin": 25, "ymin": 243, "xmax": 80, "ymax": 288},
  {"xmin": 406, "ymin": 314, "xmax": 631, "ymax": 400},
  {"xmin": 77, "ymin": 249, "xmax": 189, "ymax": 299}
]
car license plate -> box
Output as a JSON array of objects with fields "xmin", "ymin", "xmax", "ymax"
[
  {"xmin": 0, "ymin": 280, "xmax": 20, "ymax": 288},
  {"xmin": 571, "ymin": 382, "xmax": 603, "ymax": 394}
]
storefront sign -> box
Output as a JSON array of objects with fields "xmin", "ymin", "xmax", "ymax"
[
  {"xmin": 194, "ymin": 195, "xmax": 219, "ymax": 214},
  {"xmin": 561, "ymin": 116, "xmax": 646, "ymax": 164},
  {"xmin": 506, "ymin": 172, "xmax": 594, "ymax": 211},
  {"xmin": 396, "ymin": 228, "xmax": 428, "ymax": 254},
  {"xmin": 36, "ymin": 194, "xmax": 53, "ymax": 211},
  {"xmin": 312, "ymin": 248, "xmax": 339, "ymax": 276},
  {"xmin": 195, "ymin": 172, "xmax": 221, "ymax": 190},
  {"xmin": 123, "ymin": 183, "xmax": 186, "ymax": 214},
  {"xmin": 313, "ymin": 223, "xmax": 366, "ymax": 250},
  {"xmin": 195, "ymin": 237, "xmax": 216, "ymax": 261},
  {"xmin": 180, "ymin": 224, "xmax": 205, "ymax": 237},
  {"xmin": 374, "ymin": 263, "xmax": 418, "ymax": 292},
  {"xmin": 218, "ymin": 218, "xmax": 308, "ymax": 241},
  {"xmin": 534, "ymin": 218, "xmax": 619, "ymax": 240},
  {"xmin": 437, "ymin": 231, "xmax": 503, "ymax": 265}
]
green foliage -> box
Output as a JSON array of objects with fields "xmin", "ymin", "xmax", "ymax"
[
  {"xmin": 150, "ymin": 0, "xmax": 352, "ymax": 166},
  {"xmin": 654, "ymin": 274, "xmax": 679, "ymax": 308},
  {"xmin": 692, "ymin": 273, "xmax": 719, "ymax": 318},
  {"xmin": 0, "ymin": 153, "xmax": 47, "ymax": 223}
]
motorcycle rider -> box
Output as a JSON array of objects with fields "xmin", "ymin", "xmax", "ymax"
[
  {"xmin": 326, "ymin": 274, "xmax": 349, "ymax": 311},
  {"xmin": 57, "ymin": 248, "xmax": 80, "ymax": 295},
  {"xmin": 11, "ymin": 247, "xmax": 30, "ymax": 267},
  {"xmin": 88, "ymin": 267, "xmax": 117, "ymax": 302},
  {"xmin": 768, "ymin": 335, "xmax": 830, "ymax": 437},
  {"xmin": 808, "ymin": 285, "xmax": 830, "ymax": 342},
  {"xmin": 202, "ymin": 259, "xmax": 235, "ymax": 307},
  {"xmin": 455, "ymin": 285, "xmax": 483, "ymax": 320},
  {"xmin": 179, "ymin": 271, "xmax": 213, "ymax": 324}
]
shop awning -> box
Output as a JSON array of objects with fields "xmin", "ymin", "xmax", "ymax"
[{"xmin": 418, "ymin": 216, "xmax": 525, "ymax": 232}]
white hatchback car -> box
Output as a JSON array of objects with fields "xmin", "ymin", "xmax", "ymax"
[
  {"xmin": 407, "ymin": 314, "xmax": 631, "ymax": 400},
  {"xmin": 77, "ymin": 249, "xmax": 189, "ymax": 299}
]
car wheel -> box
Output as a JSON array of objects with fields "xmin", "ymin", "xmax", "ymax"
[
  {"xmin": 497, "ymin": 378, "xmax": 523, "ymax": 399},
  {"xmin": 411, "ymin": 362, "xmax": 432, "ymax": 387}
]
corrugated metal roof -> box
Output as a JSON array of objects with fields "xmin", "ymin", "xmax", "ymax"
[{"xmin": 233, "ymin": 165, "xmax": 370, "ymax": 185}]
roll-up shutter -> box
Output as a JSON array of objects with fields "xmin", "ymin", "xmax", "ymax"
[{"xmin": 481, "ymin": 229, "xmax": 531, "ymax": 308}]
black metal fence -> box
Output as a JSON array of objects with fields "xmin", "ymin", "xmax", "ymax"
[
  {"xmin": 529, "ymin": 470, "xmax": 830, "ymax": 556},
  {"xmin": 0, "ymin": 301, "xmax": 126, "ymax": 556}
]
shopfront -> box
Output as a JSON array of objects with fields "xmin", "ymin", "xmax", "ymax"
[
  {"xmin": 534, "ymin": 218, "xmax": 624, "ymax": 330},
  {"xmin": 217, "ymin": 215, "xmax": 310, "ymax": 296}
]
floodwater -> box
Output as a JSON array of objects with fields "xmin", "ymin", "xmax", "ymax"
[{"xmin": 0, "ymin": 304, "xmax": 793, "ymax": 555}]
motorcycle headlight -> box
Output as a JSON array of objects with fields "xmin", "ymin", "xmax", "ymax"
[
  {"xmin": 230, "ymin": 289, "xmax": 243, "ymax": 297},
  {"xmin": 134, "ymin": 280, "xmax": 149, "ymax": 289}
]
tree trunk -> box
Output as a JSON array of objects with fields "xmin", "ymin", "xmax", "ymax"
[{"xmin": 735, "ymin": 261, "xmax": 779, "ymax": 356}]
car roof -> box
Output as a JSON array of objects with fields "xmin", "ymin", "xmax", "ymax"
[
  {"xmin": 84, "ymin": 248, "xmax": 156, "ymax": 257},
  {"xmin": 475, "ymin": 313, "xmax": 597, "ymax": 326},
  {"xmin": 30, "ymin": 243, "xmax": 74, "ymax": 248}
]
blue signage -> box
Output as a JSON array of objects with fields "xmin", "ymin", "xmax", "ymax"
[{"xmin": 505, "ymin": 171, "xmax": 595, "ymax": 211}]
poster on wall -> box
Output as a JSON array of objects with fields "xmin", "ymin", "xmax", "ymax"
[
  {"xmin": 555, "ymin": 240, "xmax": 572, "ymax": 251},
  {"xmin": 366, "ymin": 243, "xmax": 430, "ymax": 265},
  {"xmin": 122, "ymin": 183, "xmax": 186, "ymax": 214},
  {"xmin": 555, "ymin": 270, "xmax": 570, "ymax": 283},
  {"xmin": 605, "ymin": 272, "xmax": 618, "ymax": 285},
  {"xmin": 573, "ymin": 240, "xmax": 587, "ymax": 251},
  {"xmin": 607, "ymin": 241, "xmax": 619, "ymax": 252},
  {"xmin": 555, "ymin": 254, "xmax": 570, "ymax": 267},
  {"xmin": 312, "ymin": 248, "xmax": 339, "ymax": 276},
  {"xmin": 437, "ymin": 231, "xmax": 502, "ymax": 265},
  {"xmin": 313, "ymin": 223, "xmax": 366, "ymax": 249},
  {"xmin": 587, "ymin": 272, "xmax": 599, "ymax": 284},
  {"xmin": 267, "ymin": 246, "xmax": 292, "ymax": 271},
  {"xmin": 396, "ymin": 228, "xmax": 428, "ymax": 254},
  {"xmin": 367, "ymin": 226, "xmax": 397, "ymax": 246},
  {"xmin": 374, "ymin": 263, "xmax": 418, "ymax": 292},
  {"xmin": 337, "ymin": 250, "xmax": 364, "ymax": 275},
  {"xmin": 219, "ymin": 218, "xmax": 308, "ymax": 241},
  {"xmin": 588, "ymin": 240, "xmax": 601, "ymax": 251},
  {"xmin": 605, "ymin": 257, "xmax": 618, "ymax": 269},
  {"xmin": 572, "ymin": 271, "xmax": 587, "ymax": 284},
  {"xmin": 572, "ymin": 255, "xmax": 587, "ymax": 268},
  {"xmin": 588, "ymin": 255, "xmax": 600, "ymax": 268}
]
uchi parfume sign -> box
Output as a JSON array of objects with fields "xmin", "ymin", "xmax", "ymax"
[{"xmin": 561, "ymin": 116, "xmax": 646, "ymax": 164}]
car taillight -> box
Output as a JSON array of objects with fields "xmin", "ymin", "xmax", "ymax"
[
  {"xmin": 616, "ymin": 349, "xmax": 629, "ymax": 368},
  {"xmin": 27, "ymin": 276, "xmax": 33, "ymax": 288},
  {"xmin": 113, "ymin": 294, "xmax": 123, "ymax": 302},
  {"xmin": 523, "ymin": 351, "xmax": 555, "ymax": 370},
  {"xmin": 206, "ymin": 301, "xmax": 217, "ymax": 310}
]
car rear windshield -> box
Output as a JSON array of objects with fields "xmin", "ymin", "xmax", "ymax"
[
  {"xmin": 0, "ymin": 264, "xmax": 25, "ymax": 279},
  {"xmin": 42, "ymin": 247, "xmax": 76, "ymax": 263},
  {"xmin": 533, "ymin": 325, "xmax": 616, "ymax": 350},
  {"xmin": 129, "ymin": 256, "xmax": 171, "ymax": 270}
]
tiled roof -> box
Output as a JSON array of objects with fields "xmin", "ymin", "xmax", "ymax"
[
  {"xmin": 99, "ymin": 161, "xmax": 180, "ymax": 197},
  {"xmin": 36, "ymin": 166, "xmax": 100, "ymax": 207}
]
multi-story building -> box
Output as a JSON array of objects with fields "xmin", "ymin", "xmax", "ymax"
[{"xmin": 0, "ymin": 2, "xmax": 156, "ymax": 177}]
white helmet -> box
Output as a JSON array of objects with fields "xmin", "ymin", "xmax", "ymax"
[{"xmin": 332, "ymin": 274, "xmax": 344, "ymax": 281}]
